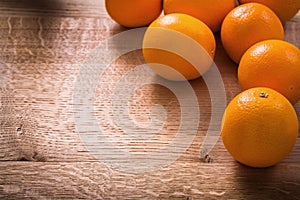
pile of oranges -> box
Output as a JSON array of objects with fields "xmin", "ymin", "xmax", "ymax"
[{"xmin": 105, "ymin": 0, "xmax": 300, "ymax": 168}]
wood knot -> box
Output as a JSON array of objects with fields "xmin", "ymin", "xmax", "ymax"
[{"xmin": 200, "ymin": 154, "xmax": 214, "ymax": 163}]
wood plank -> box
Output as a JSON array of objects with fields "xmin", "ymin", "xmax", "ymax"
[
  {"xmin": 0, "ymin": 0, "xmax": 299, "ymax": 199},
  {"xmin": 0, "ymin": 3, "xmax": 241, "ymax": 162},
  {"xmin": 0, "ymin": 1, "xmax": 298, "ymax": 162},
  {"xmin": 0, "ymin": 0, "xmax": 106, "ymax": 17},
  {"xmin": 0, "ymin": 161, "xmax": 300, "ymax": 199},
  {"xmin": 0, "ymin": 13, "xmax": 298, "ymax": 163}
]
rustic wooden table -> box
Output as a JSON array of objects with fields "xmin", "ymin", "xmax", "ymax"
[{"xmin": 0, "ymin": 1, "xmax": 299, "ymax": 199}]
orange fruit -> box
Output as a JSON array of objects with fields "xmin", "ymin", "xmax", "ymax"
[
  {"xmin": 221, "ymin": 3, "xmax": 284, "ymax": 63},
  {"xmin": 142, "ymin": 13, "xmax": 216, "ymax": 81},
  {"xmin": 221, "ymin": 87, "xmax": 298, "ymax": 168},
  {"xmin": 238, "ymin": 40, "xmax": 300, "ymax": 105},
  {"xmin": 163, "ymin": 0, "xmax": 236, "ymax": 32},
  {"xmin": 105, "ymin": 0, "xmax": 163, "ymax": 28},
  {"xmin": 238, "ymin": 0, "xmax": 300, "ymax": 23}
]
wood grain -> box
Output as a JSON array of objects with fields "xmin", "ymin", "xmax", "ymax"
[
  {"xmin": 0, "ymin": 0, "xmax": 299, "ymax": 199},
  {"xmin": 1, "ymin": 161, "xmax": 300, "ymax": 199}
]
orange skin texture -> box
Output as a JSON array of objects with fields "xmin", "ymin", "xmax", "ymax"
[
  {"xmin": 221, "ymin": 87, "xmax": 298, "ymax": 168},
  {"xmin": 164, "ymin": 0, "xmax": 236, "ymax": 32},
  {"xmin": 142, "ymin": 13, "xmax": 216, "ymax": 81},
  {"xmin": 239, "ymin": 0, "xmax": 300, "ymax": 23},
  {"xmin": 238, "ymin": 40, "xmax": 300, "ymax": 105},
  {"xmin": 105, "ymin": 0, "xmax": 163, "ymax": 27},
  {"xmin": 221, "ymin": 3, "xmax": 284, "ymax": 63}
]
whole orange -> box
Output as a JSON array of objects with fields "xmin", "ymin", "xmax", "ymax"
[
  {"xmin": 163, "ymin": 0, "xmax": 236, "ymax": 32},
  {"xmin": 105, "ymin": 0, "xmax": 163, "ymax": 28},
  {"xmin": 221, "ymin": 87, "xmax": 298, "ymax": 168},
  {"xmin": 221, "ymin": 3, "xmax": 284, "ymax": 63},
  {"xmin": 142, "ymin": 13, "xmax": 216, "ymax": 81},
  {"xmin": 239, "ymin": 0, "xmax": 300, "ymax": 23},
  {"xmin": 238, "ymin": 40, "xmax": 300, "ymax": 105}
]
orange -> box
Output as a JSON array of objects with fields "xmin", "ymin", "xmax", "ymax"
[
  {"xmin": 142, "ymin": 13, "xmax": 216, "ymax": 81},
  {"xmin": 105, "ymin": 0, "xmax": 163, "ymax": 28},
  {"xmin": 163, "ymin": 0, "xmax": 236, "ymax": 32},
  {"xmin": 238, "ymin": 40, "xmax": 300, "ymax": 105},
  {"xmin": 239, "ymin": 0, "xmax": 300, "ymax": 23},
  {"xmin": 221, "ymin": 87, "xmax": 298, "ymax": 168},
  {"xmin": 221, "ymin": 3, "xmax": 284, "ymax": 63}
]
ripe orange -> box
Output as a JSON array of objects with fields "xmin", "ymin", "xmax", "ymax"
[
  {"xmin": 221, "ymin": 87, "xmax": 298, "ymax": 168},
  {"xmin": 163, "ymin": 0, "xmax": 236, "ymax": 32},
  {"xmin": 238, "ymin": 40, "xmax": 300, "ymax": 105},
  {"xmin": 142, "ymin": 13, "xmax": 216, "ymax": 81},
  {"xmin": 221, "ymin": 3, "xmax": 284, "ymax": 63},
  {"xmin": 105, "ymin": 0, "xmax": 163, "ymax": 28},
  {"xmin": 238, "ymin": 0, "xmax": 300, "ymax": 23}
]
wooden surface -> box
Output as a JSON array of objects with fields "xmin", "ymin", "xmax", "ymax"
[{"xmin": 0, "ymin": 1, "xmax": 300, "ymax": 199}]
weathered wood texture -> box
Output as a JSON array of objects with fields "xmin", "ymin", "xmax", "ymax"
[{"xmin": 0, "ymin": 1, "xmax": 299, "ymax": 199}]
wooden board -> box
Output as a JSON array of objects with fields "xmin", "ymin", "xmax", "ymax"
[{"xmin": 0, "ymin": 1, "xmax": 300, "ymax": 199}]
